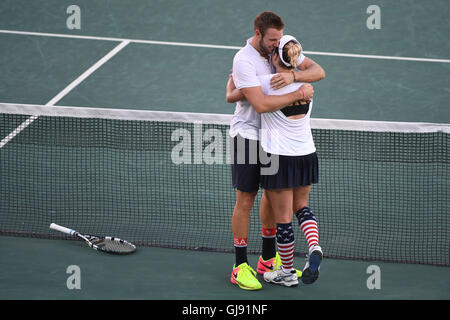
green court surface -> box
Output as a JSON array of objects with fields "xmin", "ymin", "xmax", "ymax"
[
  {"xmin": 1, "ymin": 236, "xmax": 449, "ymax": 300},
  {"xmin": 0, "ymin": 0, "xmax": 449, "ymax": 122},
  {"xmin": 0, "ymin": 0, "xmax": 449, "ymax": 301}
]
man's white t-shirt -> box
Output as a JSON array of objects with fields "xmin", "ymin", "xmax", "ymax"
[
  {"xmin": 258, "ymin": 74, "xmax": 316, "ymax": 157},
  {"xmin": 229, "ymin": 38, "xmax": 272, "ymax": 141}
]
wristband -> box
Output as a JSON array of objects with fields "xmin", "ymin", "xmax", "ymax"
[
  {"xmin": 291, "ymin": 70, "xmax": 296, "ymax": 82},
  {"xmin": 299, "ymin": 87, "xmax": 305, "ymax": 100}
]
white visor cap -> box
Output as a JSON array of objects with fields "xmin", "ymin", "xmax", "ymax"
[{"xmin": 278, "ymin": 35, "xmax": 302, "ymax": 67}]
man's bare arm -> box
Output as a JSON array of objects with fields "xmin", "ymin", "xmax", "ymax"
[
  {"xmin": 270, "ymin": 57, "xmax": 325, "ymax": 89},
  {"xmin": 240, "ymin": 84, "xmax": 313, "ymax": 114},
  {"xmin": 295, "ymin": 57, "xmax": 326, "ymax": 82},
  {"xmin": 225, "ymin": 76, "xmax": 245, "ymax": 103}
]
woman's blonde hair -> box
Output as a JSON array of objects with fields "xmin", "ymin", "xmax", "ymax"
[{"xmin": 282, "ymin": 41, "xmax": 302, "ymax": 68}]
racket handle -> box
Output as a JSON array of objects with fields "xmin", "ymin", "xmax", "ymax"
[{"xmin": 50, "ymin": 223, "xmax": 75, "ymax": 235}]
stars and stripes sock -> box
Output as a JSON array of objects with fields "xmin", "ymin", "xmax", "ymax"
[
  {"xmin": 301, "ymin": 220, "xmax": 319, "ymax": 248},
  {"xmin": 234, "ymin": 237, "xmax": 248, "ymax": 265},
  {"xmin": 261, "ymin": 227, "xmax": 276, "ymax": 260},
  {"xmin": 276, "ymin": 223, "xmax": 295, "ymax": 273},
  {"xmin": 296, "ymin": 207, "xmax": 319, "ymax": 249}
]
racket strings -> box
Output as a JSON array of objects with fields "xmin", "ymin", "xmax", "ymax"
[{"xmin": 103, "ymin": 238, "xmax": 136, "ymax": 253}]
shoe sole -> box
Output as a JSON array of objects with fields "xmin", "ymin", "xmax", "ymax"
[
  {"xmin": 264, "ymin": 278, "xmax": 299, "ymax": 287},
  {"xmin": 263, "ymin": 273, "xmax": 299, "ymax": 287},
  {"xmin": 301, "ymin": 250, "xmax": 322, "ymax": 285},
  {"xmin": 230, "ymin": 278, "xmax": 262, "ymax": 291},
  {"xmin": 256, "ymin": 267, "xmax": 270, "ymax": 275},
  {"xmin": 258, "ymin": 267, "xmax": 303, "ymax": 279}
]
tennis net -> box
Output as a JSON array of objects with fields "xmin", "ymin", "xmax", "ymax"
[{"xmin": 1, "ymin": 103, "xmax": 449, "ymax": 266}]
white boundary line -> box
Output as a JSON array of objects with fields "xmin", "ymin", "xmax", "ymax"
[
  {"xmin": 1, "ymin": 29, "xmax": 449, "ymax": 63},
  {"xmin": 1, "ymin": 103, "xmax": 448, "ymax": 133},
  {"xmin": 0, "ymin": 40, "xmax": 130, "ymax": 148}
]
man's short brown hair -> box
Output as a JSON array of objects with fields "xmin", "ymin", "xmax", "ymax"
[{"xmin": 254, "ymin": 11, "xmax": 284, "ymax": 37}]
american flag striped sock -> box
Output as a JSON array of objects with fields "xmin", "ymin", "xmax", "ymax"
[
  {"xmin": 276, "ymin": 223, "xmax": 295, "ymax": 272},
  {"xmin": 300, "ymin": 220, "xmax": 319, "ymax": 249},
  {"xmin": 278, "ymin": 241, "xmax": 295, "ymax": 272}
]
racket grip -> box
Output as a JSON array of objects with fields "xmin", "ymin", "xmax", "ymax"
[{"xmin": 50, "ymin": 223, "xmax": 75, "ymax": 235}]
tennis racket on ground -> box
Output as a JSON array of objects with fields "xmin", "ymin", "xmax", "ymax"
[{"xmin": 50, "ymin": 223, "xmax": 136, "ymax": 254}]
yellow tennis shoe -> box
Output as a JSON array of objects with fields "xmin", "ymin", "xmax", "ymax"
[
  {"xmin": 230, "ymin": 262, "xmax": 262, "ymax": 290},
  {"xmin": 257, "ymin": 253, "xmax": 303, "ymax": 278}
]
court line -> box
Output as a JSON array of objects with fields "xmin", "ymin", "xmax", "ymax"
[
  {"xmin": 0, "ymin": 40, "xmax": 130, "ymax": 148},
  {"xmin": 0, "ymin": 29, "xmax": 449, "ymax": 63}
]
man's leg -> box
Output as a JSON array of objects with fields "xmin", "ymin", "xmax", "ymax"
[
  {"xmin": 229, "ymin": 135, "xmax": 262, "ymax": 290},
  {"xmin": 232, "ymin": 189, "xmax": 258, "ymax": 265},
  {"xmin": 230, "ymin": 189, "xmax": 262, "ymax": 290}
]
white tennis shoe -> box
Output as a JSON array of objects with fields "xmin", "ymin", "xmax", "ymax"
[
  {"xmin": 263, "ymin": 268, "xmax": 299, "ymax": 287},
  {"xmin": 302, "ymin": 245, "xmax": 323, "ymax": 284}
]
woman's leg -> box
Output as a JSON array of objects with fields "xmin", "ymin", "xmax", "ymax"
[
  {"xmin": 262, "ymin": 188, "xmax": 299, "ymax": 286},
  {"xmin": 265, "ymin": 189, "xmax": 295, "ymax": 272},
  {"xmin": 292, "ymin": 185, "xmax": 311, "ymax": 213},
  {"xmin": 293, "ymin": 185, "xmax": 322, "ymax": 284},
  {"xmin": 293, "ymin": 185, "xmax": 319, "ymax": 250}
]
